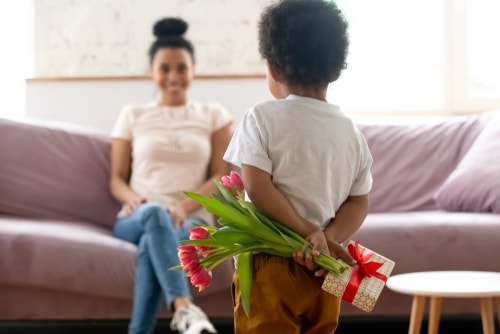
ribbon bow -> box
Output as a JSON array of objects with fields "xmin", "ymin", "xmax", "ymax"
[{"xmin": 342, "ymin": 241, "xmax": 388, "ymax": 303}]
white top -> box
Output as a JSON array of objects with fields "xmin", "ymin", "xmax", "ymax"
[
  {"xmin": 386, "ymin": 271, "xmax": 500, "ymax": 297},
  {"xmin": 111, "ymin": 100, "xmax": 233, "ymax": 222},
  {"xmin": 224, "ymin": 95, "xmax": 373, "ymax": 228}
]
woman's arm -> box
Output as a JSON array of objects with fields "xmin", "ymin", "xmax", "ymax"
[
  {"xmin": 109, "ymin": 138, "xmax": 145, "ymax": 212},
  {"xmin": 176, "ymin": 123, "xmax": 233, "ymax": 215}
]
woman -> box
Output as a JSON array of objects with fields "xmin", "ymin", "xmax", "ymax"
[{"xmin": 109, "ymin": 17, "xmax": 233, "ymax": 334}]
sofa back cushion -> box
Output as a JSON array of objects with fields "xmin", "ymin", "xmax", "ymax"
[
  {"xmin": 433, "ymin": 111, "xmax": 500, "ymax": 213},
  {"xmin": 0, "ymin": 118, "xmax": 120, "ymax": 229},
  {"xmin": 357, "ymin": 115, "xmax": 484, "ymax": 212}
]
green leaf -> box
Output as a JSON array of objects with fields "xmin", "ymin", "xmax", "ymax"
[
  {"xmin": 212, "ymin": 191, "xmax": 247, "ymax": 215},
  {"xmin": 184, "ymin": 192, "xmax": 255, "ymax": 230},
  {"xmin": 185, "ymin": 191, "xmax": 286, "ymax": 245},
  {"xmin": 180, "ymin": 239, "xmax": 220, "ymax": 248},
  {"xmin": 169, "ymin": 265, "xmax": 183, "ymax": 271},
  {"xmin": 215, "ymin": 181, "xmax": 244, "ymax": 209},
  {"xmin": 211, "ymin": 226, "xmax": 259, "ymax": 247},
  {"xmin": 237, "ymin": 252, "xmax": 253, "ymax": 317},
  {"xmin": 202, "ymin": 225, "xmax": 219, "ymax": 234}
]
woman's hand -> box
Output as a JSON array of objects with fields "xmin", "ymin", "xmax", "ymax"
[
  {"xmin": 123, "ymin": 197, "xmax": 147, "ymax": 216},
  {"xmin": 166, "ymin": 202, "xmax": 188, "ymax": 227}
]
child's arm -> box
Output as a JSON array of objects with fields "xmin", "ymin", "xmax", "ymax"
[
  {"xmin": 296, "ymin": 194, "xmax": 369, "ymax": 276},
  {"xmin": 241, "ymin": 164, "xmax": 328, "ymax": 255},
  {"xmin": 323, "ymin": 194, "xmax": 369, "ymax": 245}
]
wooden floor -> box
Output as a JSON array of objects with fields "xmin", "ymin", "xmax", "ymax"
[{"xmin": 0, "ymin": 315, "xmax": 498, "ymax": 334}]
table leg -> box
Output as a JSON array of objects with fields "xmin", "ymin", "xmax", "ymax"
[
  {"xmin": 428, "ymin": 296, "xmax": 442, "ymax": 334},
  {"xmin": 480, "ymin": 297, "xmax": 494, "ymax": 334},
  {"xmin": 496, "ymin": 297, "xmax": 500, "ymax": 329},
  {"xmin": 409, "ymin": 295, "xmax": 426, "ymax": 334}
]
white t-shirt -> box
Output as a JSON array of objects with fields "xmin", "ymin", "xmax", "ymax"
[
  {"xmin": 111, "ymin": 100, "xmax": 233, "ymax": 223},
  {"xmin": 224, "ymin": 95, "xmax": 372, "ymax": 229}
]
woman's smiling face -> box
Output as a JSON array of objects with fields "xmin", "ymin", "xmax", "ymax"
[{"xmin": 150, "ymin": 47, "xmax": 195, "ymax": 106}]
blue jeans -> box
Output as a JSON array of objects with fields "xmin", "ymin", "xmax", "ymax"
[{"xmin": 113, "ymin": 202, "xmax": 204, "ymax": 334}]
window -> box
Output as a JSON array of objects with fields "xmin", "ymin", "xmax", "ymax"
[
  {"xmin": 466, "ymin": 0, "xmax": 500, "ymax": 98},
  {"xmin": 0, "ymin": 0, "xmax": 33, "ymax": 119},
  {"xmin": 328, "ymin": 0, "xmax": 500, "ymax": 115},
  {"xmin": 2, "ymin": 1, "xmax": 499, "ymax": 118}
]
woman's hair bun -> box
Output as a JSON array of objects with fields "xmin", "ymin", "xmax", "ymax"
[{"xmin": 153, "ymin": 18, "xmax": 188, "ymax": 38}]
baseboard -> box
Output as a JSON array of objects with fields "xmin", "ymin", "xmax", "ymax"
[
  {"xmin": 338, "ymin": 315, "xmax": 499, "ymax": 334},
  {"xmin": 0, "ymin": 315, "xmax": 497, "ymax": 334},
  {"xmin": 0, "ymin": 318, "xmax": 231, "ymax": 334}
]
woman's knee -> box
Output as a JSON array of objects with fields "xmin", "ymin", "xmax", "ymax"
[
  {"xmin": 139, "ymin": 202, "xmax": 164, "ymax": 214},
  {"xmin": 139, "ymin": 202, "xmax": 172, "ymax": 228}
]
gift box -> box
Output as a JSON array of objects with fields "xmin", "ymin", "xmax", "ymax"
[{"xmin": 322, "ymin": 240, "xmax": 395, "ymax": 312}]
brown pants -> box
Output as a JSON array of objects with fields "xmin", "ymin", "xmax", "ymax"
[{"xmin": 232, "ymin": 253, "xmax": 341, "ymax": 334}]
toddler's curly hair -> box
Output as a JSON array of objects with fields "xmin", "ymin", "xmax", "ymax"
[{"xmin": 258, "ymin": 0, "xmax": 349, "ymax": 87}]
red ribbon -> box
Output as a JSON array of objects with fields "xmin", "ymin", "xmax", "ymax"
[{"xmin": 342, "ymin": 241, "xmax": 388, "ymax": 303}]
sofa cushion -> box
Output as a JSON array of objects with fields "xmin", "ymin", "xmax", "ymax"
[
  {"xmin": 345, "ymin": 210, "xmax": 500, "ymax": 316},
  {"xmin": 351, "ymin": 211, "xmax": 500, "ymax": 274},
  {"xmin": 434, "ymin": 111, "xmax": 500, "ymax": 213},
  {"xmin": 0, "ymin": 216, "xmax": 235, "ymax": 314},
  {"xmin": 0, "ymin": 118, "xmax": 120, "ymax": 228},
  {"xmin": 0, "ymin": 217, "xmax": 135, "ymax": 299},
  {"xmin": 357, "ymin": 115, "xmax": 483, "ymax": 212}
]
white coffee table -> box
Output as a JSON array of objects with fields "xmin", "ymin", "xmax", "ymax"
[{"xmin": 386, "ymin": 271, "xmax": 500, "ymax": 334}]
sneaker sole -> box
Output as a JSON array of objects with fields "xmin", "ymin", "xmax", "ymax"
[{"xmin": 183, "ymin": 319, "xmax": 217, "ymax": 334}]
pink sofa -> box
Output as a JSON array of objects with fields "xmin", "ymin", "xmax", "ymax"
[
  {"xmin": 1, "ymin": 110, "xmax": 500, "ymax": 322},
  {"xmin": 345, "ymin": 111, "xmax": 500, "ymax": 316},
  {"xmin": 0, "ymin": 118, "xmax": 234, "ymax": 321}
]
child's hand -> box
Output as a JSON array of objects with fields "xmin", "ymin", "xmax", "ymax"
[
  {"xmin": 306, "ymin": 228, "xmax": 330, "ymax": 257},
  {"xmin": 293, "ymin": 248, "xmax": 317, "ymax": 273},
  {"xmin": 327, "ymin": 239, "xmax": 356, "ymax": 267},
  {"xmin": 293, "ymin": 232, "xmax": 357, "ymax": 277},
  {"xmin": 311, "ymin": 240, "xmax": 356, "ymax": 277},
  {"xmin": 293, "ymin": 227, "xmax": 329, "ymax": 274}
]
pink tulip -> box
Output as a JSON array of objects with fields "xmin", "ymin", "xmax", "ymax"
[
  {"xmin": 189, "ymin": 227, "xmax": 210, "ymax": 240},
  {"xmin": 221, "ymin": 175, "xmax": 233, "ymax": 190},
  {"xmin": 177, "ymin": 245, "xmax": 200, "ymax": 272},
  {"xmin": 229, "ymin": 171, "xmax": 244, "ymax": 190},
  {"xmin": 189, "ymin": 227, "xmax": 215, "ymax": 256},
  {"xmin": 221, "ymin": 171, "xmax": 244, "ymax": 195},
  {"xmin": 190, "ymin": 266, "xmax": 213, "ymax": 292},
  {"xmin": 178, "ymin": 245, "xmax": 197, "ymax": 258}
]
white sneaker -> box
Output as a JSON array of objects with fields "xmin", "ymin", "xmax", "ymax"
[{"xmin": 170, "ymin": 304, "xmax": 217, "ymax": 334}]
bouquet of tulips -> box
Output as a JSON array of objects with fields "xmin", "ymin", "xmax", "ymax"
[{"xmin": 170, "ymin": 171, "xmax": 350, "ymax": 316}]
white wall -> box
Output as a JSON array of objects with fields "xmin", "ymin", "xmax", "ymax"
[
  {"xmin": 25, "ymin": 78, "xmax": 272, "ymax": 131},
  {"xmin": 25, "ymin": 1, "xmax": 275, "ymax": 130},
  {"xmin": 34, "ymin": 0, "xmax": 269, "ymax": 77}
]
